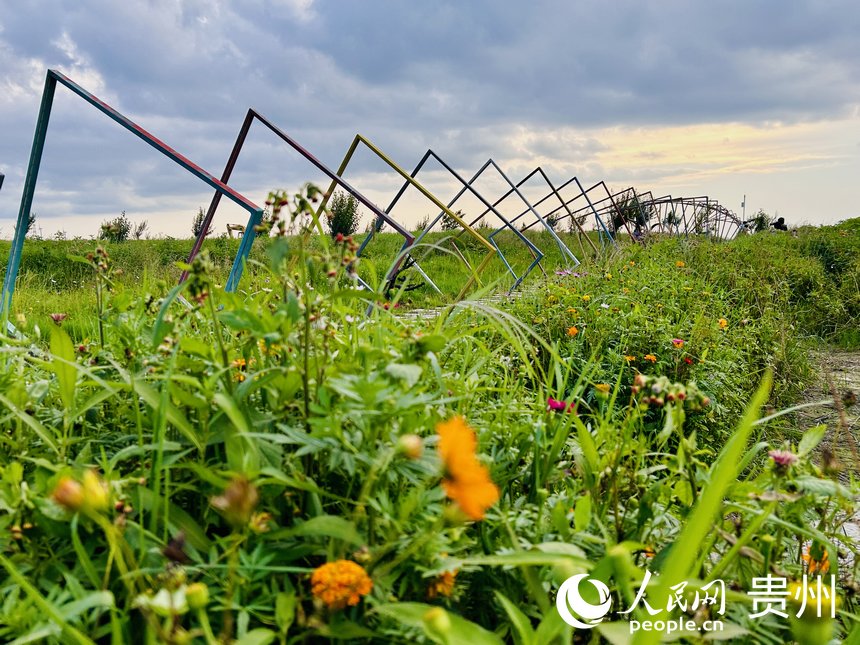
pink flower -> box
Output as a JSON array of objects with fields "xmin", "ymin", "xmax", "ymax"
[
  {"xmin": 671, "ymin": 338, "xmax": 684, "ymax": 348},
  {"xmin": 768, "ymin": 450, "xmax": 798, "ymax": 468},
  {"xmin": 547, "ymin": 397, "xmax": 576, "ymax": 413}
]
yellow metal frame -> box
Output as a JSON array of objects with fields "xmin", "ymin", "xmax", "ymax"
[{"xmin": 318, "ymin": 134, "xmax": 497, "ymax": 300}]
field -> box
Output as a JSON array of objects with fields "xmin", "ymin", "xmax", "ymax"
[{"xmin": 0, "ymin": 216, "xmax": 859, "ymax": 644}]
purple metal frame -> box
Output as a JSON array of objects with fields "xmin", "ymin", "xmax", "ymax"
[{"xmin": 182, "ymin": 108, "xmax": 417, "ymax": 292}]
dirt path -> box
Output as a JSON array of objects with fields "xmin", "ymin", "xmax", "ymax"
[{"xmin": 796, "ymin": 349, "xmax": 860, "ymax": 565}]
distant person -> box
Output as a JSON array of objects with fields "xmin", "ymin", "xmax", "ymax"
[{"xmin": 772, "ymin": 216, "xmax": 788, "ymax": 231}]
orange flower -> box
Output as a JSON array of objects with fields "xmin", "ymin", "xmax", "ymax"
[
  {"xmin": 311, "ymin": 560, "xmax": 373, "ymax": 609},
  {"xmin": 718, "ymin": 318, "xmax": 728, "ymax": 329},
  {"xmin": 427, "ymin": 570, "xmax": 458, "ymax": 599},
  {"xmin": 671, "ymin": 338, "xmax": 685, "ymax": 349},
  {"xmin": 801, "ymin": 544, "xmax": 830, "ymax": 575},
  {"xmin": 437, "ymin": 417, "xmax": 500, "ymax": 521},
  {"xmin": 567, "ymin": 326, "xmax": 579, "ymax": 337},
  {"xmin": 644, "ymin": 354, "xmax": 657, "ymax": 363},
  {"xmin": 624, "ymin": 355, "xmax": 636, "ymax": 362},
  {"xmin": 675, "ymin": 261, "xmax": 685, "ymax": 268}
]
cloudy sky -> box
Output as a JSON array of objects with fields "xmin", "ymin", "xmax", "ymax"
[{"xmin": 1, "ymin": 0, "xmax": 859, "ymax": 239}]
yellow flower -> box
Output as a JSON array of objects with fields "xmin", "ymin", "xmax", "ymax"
[
  {"xmin": 566, "ymin": 307, "xmax": 577, "ymax": 314},
  {"xmin": 675, "ymin": 261, "xmax": 685, "ymax": 267},
  {"xmin": 595, "ymin": 383, "xmax": 611, "ymax": 393},
  {"xmin": 311, "ymin": 560, "xmax": 373, "ymax": 609},
  {"xmin": 567, "ymin": 326, "xmax": 579, "ymax": 337},
  {"xmin": 581, "ymin": 294, "xmax": 591, "ymax": 302},
  {"xmin": 644, "ymin": 354, "xmax": 657, "ymax": 363},
  {"xmin": 624, "ymin": 355, "xmax": 636, "ymax": 362},
  {"xmin": 427, "ymin": 570, "xmax": 458, "ymax": 599},
  {"xmin": 718, "ymin": 318, "xmax": 728, "ymax": 329},
  {"xmin": 437, "ymin": 417, "xmax": 499, "ymax": 521}
]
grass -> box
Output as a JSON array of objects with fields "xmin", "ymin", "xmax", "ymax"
[{"xmin": 0, "ymin": 215, "xmax": 858, "ymax": 644}]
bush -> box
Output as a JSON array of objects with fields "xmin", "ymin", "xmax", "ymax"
[
  {"xmin": 326, "ymin": 191, "xmax": 361, "ymax": 238},
  {"xmin": 98, "ymin": 211, "xmax": 131, "ymax": 242},
  {"xmin": 191, "ymin": 206, "xmax": 214, "ymax": 238}
]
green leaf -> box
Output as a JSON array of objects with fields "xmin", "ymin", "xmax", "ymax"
[
  {"xmin": 275, "ymin": 592, "xmax": 296, "ymax": 635},
  {"xmin": 50, "ymin": 326, "xmax": 77, "ymax": 412},
  {"xmin": 375, "ymin": 602, "xmax": 504, "ymax": 645},
  {"xmin": 797, "ymin": 424, "xmax": 826, "ymax": 457},
  {"xmin": 574, "ymin": 493, "xmax": 592, "ymax": 532},
  {"xmin": 233, "ymin": 628, "xmax": 276, "ymax": 645},
  {"xmin": 384, "ymin": 363, "xmax": 423, "ymax": 388},
  {"xmin": 493, "ymin": 591, "xmax": 535, "ymax": 645},
  {"xmin": 269, "ymin": 515, "xmax": 364, "ymax": 546}
]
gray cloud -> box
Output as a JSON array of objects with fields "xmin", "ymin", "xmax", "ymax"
[{"xmin": 1, "ymin": 0, "xmax": 859, "ymax": 236}]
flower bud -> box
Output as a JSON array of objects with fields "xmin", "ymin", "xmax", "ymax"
[
  {"xmin": 186, "ymin": 582, "xmax": 210, "ymax": 609},
  {"xmin": 81, "ymin": 470, "xmax": 109, "ymax": 512},
  {"xmin": 396, "ymin": 434, "xmax": 423, "ymax": 459},
  {"xmin": 52, "ymin": 477, "xmax": 85, "ymax": 511}
]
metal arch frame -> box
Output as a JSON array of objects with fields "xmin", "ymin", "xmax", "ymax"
[
  {"xmin": 448, "ymin": 159, "xmax": 581, "ymax": 267},
  {"xmin": 319, "ymin": 134, "xmax": 498, "ymax": 300},
  {"xmin": 361, "ymin": 149, "xmax": 545, "ymax": 291},
  {"xmin": 472, "ymin": 168, "xmax": 608, "ymax": 253},
  {"xmin": 181, "ymin": 108, "xmax": 426, "ymax": 294},
  {"xmin": 530, "ymin": 178, "xmax": 630, "ymax": 245},
  {"xmin": 1, "ymin": 69, "xmax": 265, "ymax": 318}
]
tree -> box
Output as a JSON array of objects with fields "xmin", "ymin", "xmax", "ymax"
[
  {"xmin": 98, "ymin": 211, "xmax": 132, "ymax": 242},
  {"xmin": 326, "ymin": 191, "xmax": 361, "ymax": 238},
  {"xmin": 192, "ymin": 207, "xmax": 214, "ymax": 238},
  {"xmin": 25, "ymin": 212, "xmax": 37, "ymax": 236},
  {"xmin": 441, "ymin": 209, "xmax": 466, "ymax": 231}
]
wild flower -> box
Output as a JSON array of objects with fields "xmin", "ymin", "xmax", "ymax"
[
  {"xmin": 49, "ymin": 313, "xmax": 68, "ymax": 324},
  {"xmin": 676, "ymin": 261, "xmax": 686, "ymax": 267},
  {"xmin": 600, "ymin": 303, "xmax": 610, "ymax": 309},
  {"xmin": 427, "ymin": 570, "xmax": 457, "ymax": 599},
  {"xmin": 683, "ymin": 356, "xmax": 693, "ymax": 365},
  {"xmin": 567, "ymin": 326, "xmax": 579, "ymax": 337},
  {"xmin": 768, "ymin": 449, "xmax": 798, "ymax": 474},
  {"xmin": 211, "ymin": 476, "xmax": 259, "ymax": 527},
  {"xmin": 671, "ymin": 338, "xmax": 684, "ymax": 348},
  {"xmin": 595, "ymin": 383, "xmax": 611, "ymax": 395},
  {"xmin": 624, "ymin": 355, "xmax": 636, "ymax": 362},
  {"xmin": 436, "ymin": 417, "xmax": 499, "ymax": 521},
  {"xmin": 547, "ymin": 397, "xmax": 575, "ymax": 413},
  {"xmin": 801, "ymin": 544, "xmax": 830, "ymax": 575},
  {"xmin": 311, "ymin": 560, "xmax": 373, "ymax": 609},
  {"xmin": 719, "ymin": 318, "xmax": 728, "ymax": 329},
  {"xmin": 581, "ymin": 294, "xmax": 591, "ymax": 302},
  {"xmin": 644, "ymin": 354, "xmax": 657, "ymax": 363}
]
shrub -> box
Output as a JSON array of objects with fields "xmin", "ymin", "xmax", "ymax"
[
  {"xmin": 326, "ymin": 191, "xmax": 361, "ymax": 238},
  {"xmin": 98, "ymin": 211, "xmax": 131, "ymax": 242}
]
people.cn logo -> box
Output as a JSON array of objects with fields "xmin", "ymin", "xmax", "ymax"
[{"xmin": 555, "ymin": 574, "xmax": 612, "ymax": 629}]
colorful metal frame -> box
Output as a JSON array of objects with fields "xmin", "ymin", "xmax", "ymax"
[
  {"xmin": 496, "ymin": 170, "xmax": 618, "ymax": 248},
  {"xmin": 542, "ymin": 181, "xmax": 632, "ymax": 241},
  {"xmin": 181, "ymin": 108, "xmax": 426, "ymax": 293},
  {"xmin": 452, "ymin": 159, "xmax": 581, "ymax": 267},
  {"xmin": 370, "ymin": 149, "xmax": 545, "ymax": 291},
  {"xmin": 1, "ymin": 69, "xmax": 264, "ymax": 317},
  {"xmin": 319, "ymin": 135, "xmax": 498, "ymax": 299}
]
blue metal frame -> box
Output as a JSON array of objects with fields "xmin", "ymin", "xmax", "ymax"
[{"xmin": 1, "ymin": 69, "xmax": 264, "ymax": 318}]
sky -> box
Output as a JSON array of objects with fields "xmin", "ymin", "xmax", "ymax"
[{"xmin": 1, "ymin": 0, "xmax": 859, "ymax": 239}]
